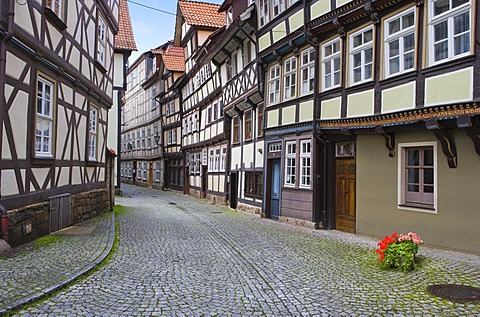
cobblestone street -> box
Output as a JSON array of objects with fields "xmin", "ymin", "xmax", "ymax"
[{"xmin": 13, "ymin": 185, "xmax": 480, "ymax": 316}]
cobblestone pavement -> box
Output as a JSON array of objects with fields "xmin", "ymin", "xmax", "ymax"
[
  {"xmin": 0, "ymin": 212, "xmax": 114, "ymax": 314},
  {"xmin": 13, "ymin": 185, "xmax": 480, "ymax": 316}
]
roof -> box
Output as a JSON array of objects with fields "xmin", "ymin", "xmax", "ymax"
[
  {"xmin": 114, "ymin": 0, "xmax": 137, "ymax": 51},
  {"xmin": 162, "ymin": 46, "xmax": 185, "ymax": 72},
  {"xmin": 178, "ymin": 0, "xmax": 225, "ymax": 28}
]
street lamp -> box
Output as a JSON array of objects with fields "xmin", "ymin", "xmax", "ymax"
[{"xmin": 154, "ymin": 133, "xmax": 161, "ymax": 145}]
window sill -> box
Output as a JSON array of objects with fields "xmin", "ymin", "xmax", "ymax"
[
  {"xmin": 398, "ymin": 204, "xmax": 437, "ymax": 214},
  {"xmin": 95, "ymin": 61, "xmax": 107, "ymax": 74},
  {"xmin": 44, "ymin": 8, "xmax": 67, "ymax": 31},
  {"xmin": 32, "ymin": 156, "xmax": 55, "ymax": 166}
]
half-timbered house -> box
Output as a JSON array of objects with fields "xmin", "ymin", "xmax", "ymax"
[
  {"xmin": 207, "ymin": 0, "xmax": 264, "ymax": 213},
  {"xmin": 0, "ymin": 0, "xmax": 126, "ymax": 246},
  {"xmin": 257, "ymin": 0, "xmax": 480, "ymax": 253},
  {"xmin": 111, "ymin": 0, "xmax": 137, "ymax": 195},
  {"xmin": 256, "ymin": 0, "xmax": 319, "ymax": 226},
  {"xmin": 174, "ymin": 0, "xmax": 226, "ymax": 202},
  {"xmin": 157, "ymin": 45, "xmax": 185, "ymax": 191},
  {"xmin": 121, "ymin": 49, "xmax": 164, "ymax": 189}
]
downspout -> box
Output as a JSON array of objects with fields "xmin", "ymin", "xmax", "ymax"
[{"xmin": 0, "ymin": 0, "xmax": 15, "ymax": 243}]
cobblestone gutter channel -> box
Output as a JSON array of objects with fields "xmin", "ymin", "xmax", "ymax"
[{"xmin": 0, "ymin": 211, "xmax": 115, "ymax": 316}]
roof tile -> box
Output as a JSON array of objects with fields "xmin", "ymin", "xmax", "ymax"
[
  {"xmin": 115, "ymin": 0, "xmax": 137, "ymax": 51},
  {"xmin": 162, "ymin": 46, "xmax": 185, "ymax": 72},
  {"xmin": 179, "ymin": 0, "xmax": 225, "ymax": 28}
]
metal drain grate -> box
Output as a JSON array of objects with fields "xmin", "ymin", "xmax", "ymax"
[{"xmin": 427, "ymin": 284, "xmax": 480, "ymax": 303}]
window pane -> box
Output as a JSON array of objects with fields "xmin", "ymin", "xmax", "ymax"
[
  {"xmin": 408, "ymin": 168, "xmax": 419, "ymax": 185},
  {"xmin": 402, "ymin": 12, "xmax": 414, "ymax": 28},
  {"xmin": 434, "ymin": 21, "xmax": 448, "ymax": 42},
  {"xmin": 364, "ymin": 30, "xmax": 373, "ymax": 42},
  {"xmin": 353, "ymin": 53, "xmax": 361, "ymax": 67},
  {"xmin": 325, "ymin": 74, "xmax": 331, "ymax": 88},
  {"xmin": 353, "ymin": 34, "xmax": 362, "ymax": 47},
  {"xmin": 353, "ymin": 67, "xmax": 361, "ymax": 83},
  {"xmin": 334, "ymin": 71, "xmax": 340, "ymax": 86},
  {"xmin": 389, "ymin": 40, "xmax": 399, "ymax": 57},
  {"xmin": 365, "ymin": 48, "xmax": 373, "ymax": 63},
  {"xmin": 424, "ymin": 168, "xmax": 434, "ymax": 185},
  {"xmin": 424, "ymin": 185, "xmax": 434, "ymax": 193},
  {"xmin": 408, "ymin": 149, "xmax": 419, "ymax": 165},
  {"xmin": 404, "ymin": 52, "xmax": 414, "ymax": 70},
  {"xmin": 433, "ymin": 0, "xmax": 449, "ymax": 16},
  {"xmin": 334, "ymin": 57, "xmax": 340, "ymax": 71},
  {"xmin": 365, "ymin": 64, "xmax": 372, "ymax": 80},
  {"xmin": 404, "ymin": 33, "xmax": 415, "ymax": 52},
  {"xmin": 333, "ymin": 41, "xmax": 339, "ymax": 53},
  {"xmin": 408, "ymin": 184, "xmax": 419, "ymax": 192},
  {"xmin": 389, "ymin": 18, "xmax": 400, "ymax": 34},
  {"xmin": 452, "ymin": 0, "xmax": 468, "ymax": 8},
  {"xmin": 389, "ymin": 57, "xmax": 400, "ymax": 74},
  {"xmin": 434, "ymin": 41, "xmax": 448, "ymax": 61},
  {"xmin": 324, "ymin": 45, "xmax": 332, "ymax": 56},
  {"xmin": 454, "ymin": 12, "xmax": 469, "ymax": 35}
]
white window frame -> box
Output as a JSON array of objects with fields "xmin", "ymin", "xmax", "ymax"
[
  {"xmin": 268, "ymin": 64, "xmax": 280, "ymax": 105},
  {"xmin": 299, "ymin": 140, "xmax": 311, "ymax": 188},
  {"xmin": 97, "ymin": 16, "xmax": 107, "ymax": 67},
  {"xmin": 322, "ymin": 38, "xmax": 341, "ymax": 91},
  {"xmin": 47, "ymin": 0, "xmax": 63, "ymax": 17},
  {"xmin": 300, "ymin": 47, "xmax": 315, "ymax": 95},
  {"xmin": 36, "ymin": 76, "xmax": 54, "ymax": 157},
  {"xmin": 220, "ymin": 146, "xmax": 227, "ymax": 172},
  {"xmin": 283, "ymin": 57, "xmax": 297, "ymax": 100},
  {"xmin": 397, "ymin": 141, "xmax": 438, "ymax": 213},
  {"xmin": 208, "ymin": 149, "xmax": 214, "ymax": 172},
  {"xmin": 259, "ymin": 0, "xmax": 270, "ymax": 27},
  {"xmin": 428, "ymin": 0, "xmax": 471, "ymax": 65},
  {"xmin": 349, "ymin": 26, "xmax": 374, "ymax": 85},
  {"xmin": 384, "ymin": 8, "xmax": 416, "ymax": 77},
  {"xmin": 214, "ymin": 148, "xmax": 221, "ymax": 172},
  {"xmin": 284, "ymin": 141, "xmax": 296, "ymax": 187},
  {"xmin": 272, "ymin": 0, "xmax": 285, "ymax": 18},
  {"xmin": 88, "ymin": 107, "xmax": 98, "ymax": 161}
]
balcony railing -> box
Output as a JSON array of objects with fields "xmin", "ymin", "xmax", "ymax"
[{"xmin": 223, "ymin": 62, "xmax": 257, "ymax": 106}]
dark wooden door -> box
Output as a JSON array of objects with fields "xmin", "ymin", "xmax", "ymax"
[
  {"xmin": 270, "ymin": 159, "xmax": 281, "ymax": 218},
  {"xmin": 230, "ymin": 172, "xmax": 238, "ymax": 209},
  {"xmin": 335, "ymin": 159, "xmax": 356, "ymax": 233},
  {"xmin": 184, "ymin": 166, "xmax": 190, "ymax": 195},
  {"xmin": 148, "ymin": 162, "xmax": 154, "ymax": 188},
  {"xmin": 201, "ymin": 166, "xmax": 207, "ymax": 199},
  {"xmin": 49, "ymin": 194, "xmax": 71, "ymax": 232}
]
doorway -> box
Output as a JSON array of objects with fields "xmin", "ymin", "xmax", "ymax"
[
  {"xmin": 270, "ymin": 159, "xmax": 281, "ymax": 219},
  {"xmin": 230, "ymin": 172, "xmax": 238, "ymax": 209},
  {"xmin": 335, "ymin": 158, "xmax": 356, "ymax": 233}
]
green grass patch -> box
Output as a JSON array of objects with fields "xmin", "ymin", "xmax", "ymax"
[
  {"xmin": 113, "ymin": 204, "xmax": 128, "ymax": 216},
  {"xmin": 33, "ymin": 235, "xmax": 62, "ymax": 249}
]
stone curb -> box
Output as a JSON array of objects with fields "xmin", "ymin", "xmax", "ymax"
[{"xmin": 0, "ymin": 211, "xmax": 116, "ymax": 316}]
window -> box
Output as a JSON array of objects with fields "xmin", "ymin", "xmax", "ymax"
[
  {"xmin": 233, "ymin": 116, "xmax": 240, "ymax": 144},
  {"xmin": 257, "ymin": 104, "xmax": 264, "ymax": 137},
  {"xmin": 143, "ymin": 162, "xmax": 147, "ymax": 180},
  {"xmin": 272, "ymin": 0, "xmax": 285, "ymax": 17},
  {"xmin": 244, "ymin": 109, "xmax": 252, "ymax": 141},
  {"xmin": 214, "ymin": 148, "xmax": 221, "ymax": 172},
  {"xmin": 385, "ymin": 9, "xmax": 415, "ymax": 77},
  {"xmin": 399, "ymin": 143, "xmax": 436, "ymax": 211},
  {"xmin": 259, "ymin": 0, "xmax": 269, "ymax": 26},
  {"xmin": 213, "ymin": 102, "xmax": 218, "ymax": 121},
  {"xmin": 350, "ymin": 26, "xmax": 374, "ymax": 84},
  {"xmin": 155, "ymin": 161, "xmax": 160, "ymax": 183},
  {"xmin": 196, "ymin": 153, "xmax": 201, "ymax": 174},
  {"xmin": 322, "ymin": 39, "xmax": 341, "ymax": 90},
  {"xmin": 284, "ymin": 57, "xmax": 297, "ymax": 100},
  {"xmin": 36, "ymin": 76, "xmax": 54, "ymax": 157},
  {"xmin": 208, "ymin": 149, "xmax": 214, "ymax": 172},
  {"xmin": 268, "ymin": 65, "xmax": 280, "ymax": 104},
  {"xmin": 47, "ymin": 0, "xmax": 63, "ymax": 16},
  {"xmin": 97, "ymin": 16, "xmax": 107, "ymax": 66},
  {"xmin": 244, "ymin": 172, "xmax": 263, "ymax": 199},
  {"xmin": 207, "ymin": 106, "xmax": 212, "ymax": 124},
  {"xmin": 300, "ymin": 140, "xmax": 311, "ymax": 188},
  {"xmin": 220, "ymin": 146, "xmax": 227, "ymax": 172},
  {"xmin": 300, "ymin": 48, "xmax": 315, "ymax": 94},
  {"xmin": 429, "ymin": 0, "xmax": 471, "ymax": 64},
  {"xmin": 285, "ymin": 141, "xmax": 296, "ymax": 186}
]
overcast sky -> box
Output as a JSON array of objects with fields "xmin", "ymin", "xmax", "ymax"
[{"xmin": 127, "ymin": 0, "xmax": 223, "ymax": 64}]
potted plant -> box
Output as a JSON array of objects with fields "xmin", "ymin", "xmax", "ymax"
[{"xmin": 376, "ymin": 232, "xmax": 423, "ymax": 272}]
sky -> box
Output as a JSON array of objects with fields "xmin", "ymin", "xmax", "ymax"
[{"xmin": 127, "ymin": 0, "xmax": 223, "ymax": 64}]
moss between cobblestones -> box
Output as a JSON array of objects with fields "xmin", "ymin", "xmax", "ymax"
[
  {"xmin": 3, "ymin": 207, "xmax": 121, "ymax": 317},
  {"xmin": 32, "ymin": 234, "xmax": 62, "ymax": 249}
]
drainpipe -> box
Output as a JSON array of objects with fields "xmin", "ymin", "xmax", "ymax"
[{"xmin": 0, "ymin": 0, "xmax": 15, "ymax": 243}]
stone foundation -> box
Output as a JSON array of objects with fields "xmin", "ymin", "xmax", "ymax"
[
  {"xmin": 279, "ymin": 216, "xmax": 317, "ymax": 229},
  {"xmin": 206, "ymin": 193, "xmax": 227, "ymax": 206},
  {"xmin": 7, "ymin": 188, "xmax": 110, "ymax": 247},
  {"xmin": 237, "ymin": 202, "xmax": 262, "ymax": 216}
]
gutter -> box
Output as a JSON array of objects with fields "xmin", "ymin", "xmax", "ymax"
[{"xmin": 0, "ymin": 0, "xmax": 15, "ymax": 242}]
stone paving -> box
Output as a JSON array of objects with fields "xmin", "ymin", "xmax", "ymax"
[
  {"xmin": 9, "ymin": 184, "xmax": 480, "ymax": 316},
  {"xmin": 0, "ymin": 211, "xmax": 114, "ymax": 314}
]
